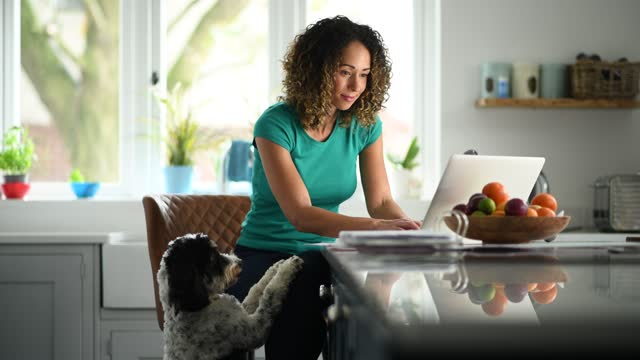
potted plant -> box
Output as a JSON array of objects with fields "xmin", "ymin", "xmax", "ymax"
[
  {"xmin": 386, "ymin": 136, "xmax": 421, "ymax": 199},
  {"xmin": 151, "ymin": 83, "xmax": 229, "ymax": 193},
  {"xmin": 69, "ymin": 169, "xmax": 101, "ymax": 199},
  {"xmin": 0, "ymin": 126, "xmax": 36, "ymax": 199}
]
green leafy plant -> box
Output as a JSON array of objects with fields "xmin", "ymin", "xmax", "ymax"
[
  {"xmin": 386, "ymin": 136, "xmax": 420, "ymax": 170},
  {"xmin": 0, "ymin": 126, "xmax": 36, "ymax": 175},
  {"xmin": 69, "ymin": 169, "xmax": 86, "ymax": 183},
  {"xmin": 151, "ymin": 83, "xmax": 229, "ymax": 166}
]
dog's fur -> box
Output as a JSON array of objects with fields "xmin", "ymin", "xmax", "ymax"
[{"xmin": 157, "ymin": 233, "xmax": 303, "ymax": 360}]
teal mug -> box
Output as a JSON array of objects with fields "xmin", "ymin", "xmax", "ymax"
[{"xmin": 540, "ymin": 63, "xmax": 569, "ymax": 99}]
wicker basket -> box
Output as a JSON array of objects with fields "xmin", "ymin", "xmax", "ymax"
[{"xmin": 571, "ymin": 60, "xmax": 640, "ymax": 99}]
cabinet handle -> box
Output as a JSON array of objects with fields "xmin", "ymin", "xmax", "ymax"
[{"xmin": 327, "ymin": 304, "xmax": 350, "ymax": 323}]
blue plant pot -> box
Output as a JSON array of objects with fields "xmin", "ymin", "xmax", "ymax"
[
  {"xmin": 71, "ymin": 182, "xmax": 100, "ymax": 199},
  {"xmin": 164, "ymin": 166, "xmax": 194, "ymax": 194}
]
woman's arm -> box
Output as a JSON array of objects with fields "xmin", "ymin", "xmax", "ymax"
[
  {"xmin": 255, "ymin": 137, "xmax": 419, "ymax": 238},
  {"xmin": 359, "ymin": 135, "xmax": 420, "ymax": 224}
]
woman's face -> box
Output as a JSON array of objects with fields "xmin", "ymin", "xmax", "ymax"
[{"xmin": 332, "ymin": 41, "xmax": 371, "ymax": 111}]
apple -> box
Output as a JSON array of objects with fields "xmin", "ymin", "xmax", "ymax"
[
  {"xmin": 467, "ymin": 193, "xmax": 487, "ymax": 213},
  {"xmin": 453, "ymin": 203, "xmax": 469, "ymax": 215},
  {"xmin": 504, "ymin": 198, "xmax": 528, "ymax": 216}
]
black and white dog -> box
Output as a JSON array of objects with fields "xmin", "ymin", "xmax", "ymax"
[{"xmin": 157, "ymin": 233, "xmax": 303, "ymax": 360}]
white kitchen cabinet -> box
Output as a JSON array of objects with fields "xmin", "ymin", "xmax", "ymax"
[
  {"xmin": 0, "ymin": 244, "xmax": 100, "ymax": 360},
  {"xmin": 100, "ymin": 309, "xmax": 163, "ymax": 360}
]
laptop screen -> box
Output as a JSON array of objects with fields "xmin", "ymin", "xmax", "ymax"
[{"xmin": 422, "ymin": 154, "xmax": 545, "ymax": 229}]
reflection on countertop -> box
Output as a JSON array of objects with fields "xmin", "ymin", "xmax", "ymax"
[{"xmin": 328, "ymin": 243, "xmax": 640, "ymax": 329}]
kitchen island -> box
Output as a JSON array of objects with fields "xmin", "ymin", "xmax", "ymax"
[{"xmin": 323, "ymin": 235, "xmax": 640, "ymax": 359}]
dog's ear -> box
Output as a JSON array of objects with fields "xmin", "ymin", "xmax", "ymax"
[{"xmin": 165, "ymin": 234, "xmax": 214, "ymax": 314}]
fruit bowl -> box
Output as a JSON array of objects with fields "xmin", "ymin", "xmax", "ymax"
[{"xmin": 443, "ymin": 215, "xmax": 572, "ymax": 244}]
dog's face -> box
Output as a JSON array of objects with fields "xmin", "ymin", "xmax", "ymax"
[{"xmin": 160, "ymin": 233, "xmax": 242, "ymax": 314}]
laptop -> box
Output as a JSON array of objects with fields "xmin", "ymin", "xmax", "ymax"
[
  {"xmin": 421, "ymin": 154, "xmax": 545, "ymax": 229},
  {"xmin": 339, "ymin": 154, "xmax": 545, "ymax": 246}
]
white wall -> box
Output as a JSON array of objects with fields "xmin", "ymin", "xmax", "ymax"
[{"xmin": 438, "ymin": 0, "xmax": 640, "ymax": 225}]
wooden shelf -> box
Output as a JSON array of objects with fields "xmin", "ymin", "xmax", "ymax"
[{"xmin": 475, "ymin": 98, "xmax": 640, "ymax": 109}]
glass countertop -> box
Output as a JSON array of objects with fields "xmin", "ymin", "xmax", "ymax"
[{"xmin": 325, "ymin": 244, "xmax": 640, "ymax": 328}]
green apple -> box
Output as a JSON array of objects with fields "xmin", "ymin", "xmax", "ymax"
[{"xmin": 478, "ymin": 197, "xmax": 496, "ymax": 215}]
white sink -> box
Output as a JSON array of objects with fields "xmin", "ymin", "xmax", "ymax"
[{"xmin": 102, "ymin": 239, "xmax": 156, "ymax": 308}]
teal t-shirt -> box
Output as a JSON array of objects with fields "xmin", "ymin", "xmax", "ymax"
[{"xmin": 237, "ymin": 102, "xmax": 382, "ymax": 254}]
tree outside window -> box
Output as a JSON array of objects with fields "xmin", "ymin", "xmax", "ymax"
[{"xmin": 21, "ymin": 0, "xmax": 262, "ymax": 186}]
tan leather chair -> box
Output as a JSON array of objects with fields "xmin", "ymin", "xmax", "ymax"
[{"xmin": 142, "ymin": 194, "xmax": 252, "ymax": 359}]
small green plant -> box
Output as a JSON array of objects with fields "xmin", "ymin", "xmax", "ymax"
[
  {"xmin": 69, "ymin": 169, "xmax": 86, "ymax": 183},
  {"xmin": 386, "ymin": 136, "xmax": 420, "ymax": 170},
  {"xmin": 150, "ymin": 83, "xmax": 229, "ymax": 166},
  {"xmin": 0, "ymin": 126, "xmax": 36, "ymax": 175}
]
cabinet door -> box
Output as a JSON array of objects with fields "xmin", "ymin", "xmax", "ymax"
[
  {"xmin": 110, "ymin": 331, "xmax": 163, "ymax": 360},
  {"xmin": 0, "ymin": 246, "xmax": 95, "ymax": 360},
  {"xmin": 101, "ymin": 314, "xmax": 164, "ymax": 360}
]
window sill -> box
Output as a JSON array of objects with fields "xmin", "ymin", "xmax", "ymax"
[
  {"xmin": 0, "ymin": 194, "xmax": 430, "ymax": 236},
  {"xmin": 0, "ymin": 198, "xmax": 146, "ymax": 237}
]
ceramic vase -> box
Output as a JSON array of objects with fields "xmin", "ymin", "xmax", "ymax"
[
  {"xmin": 164, "ymin": 166, "xmax": 194, "ymax": 194},
  {"xmin": 2, "ymin": 174, "xmax": 30, "ymax": 200}
]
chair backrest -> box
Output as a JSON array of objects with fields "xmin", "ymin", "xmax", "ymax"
[{"xmin": 142, "ymin": 194, "xmax": 251, "ymax": 330}]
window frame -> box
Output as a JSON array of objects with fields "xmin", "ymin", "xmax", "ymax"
[
  {"xmin": 1, "ymin": 0, "xmax": 440, "ymax": 200},
  {"xmin": 1, "ymin": 0, "xmax": 20, "ymax": 136},
  {"xmin": 416, "ymin": 0, "xmax": 441, "ymax": 198}
]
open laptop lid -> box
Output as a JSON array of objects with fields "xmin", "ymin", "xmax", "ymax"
[{"xmin": 422, "ymin": 154, "xmax": 545, "ymax": 229}]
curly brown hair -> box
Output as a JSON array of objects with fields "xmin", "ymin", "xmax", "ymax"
[{"xmin": 279, "ymin": 16, "xmax": 392, "ymax": 129}]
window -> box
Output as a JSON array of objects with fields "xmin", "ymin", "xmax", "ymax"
[
  {"xmin": 2, "ymin": 0, "xmax": 438, "ymax": 199},
  {"xmin": 307, "ymin": 0, "xmax": 414, "ymax": 159},
  {"xmin": 165, "ymin": 0, "xmax": 268, "ymax": 192},
  {"xmin": 307, "ymin": 0, "xmax": 427, "ymax": 199},
  {"xmin": 21, "ymin": 0, "xmax": 120, "ymax": 183}
]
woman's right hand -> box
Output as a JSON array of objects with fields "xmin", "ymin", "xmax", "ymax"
[{"xmin": 372, "ymin": 219, "xmax": 421, "ymax": 230}]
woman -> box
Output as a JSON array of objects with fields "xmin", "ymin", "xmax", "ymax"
[{"xmin": 227, "ymin": 15, "xmax": 420, "ymax": 359}]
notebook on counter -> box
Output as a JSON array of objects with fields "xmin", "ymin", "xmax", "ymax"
[
  {"xmin": 339, "ymin": 229, "xmax": 454, "ymax": 245},
  {"xmin": 337, "ymin": 229, "xmax": 458, "ymax": 251}
]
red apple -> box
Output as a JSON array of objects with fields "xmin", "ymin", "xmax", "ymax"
[{"xmin": 504, "ymin": 198, "xmax": 528, "ymax": 216}]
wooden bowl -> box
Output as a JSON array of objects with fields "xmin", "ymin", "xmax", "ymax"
[{"xmin": 443, "ymin": 215, "xmax": 572, "ymax": 244}]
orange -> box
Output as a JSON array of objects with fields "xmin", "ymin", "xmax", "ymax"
[
  {"xmin": 482, "ymin": 182, "xmax": 509, "ymax": 204},
  {"xmin": 491, "ymin": 210, "xmax": 505, "ymax": 217},
  {"xmin": 531, "ymin": 193, "xmax": 558, "ymax": 212},
  {"xmin": 537, "ymin": 207, "xmax": 556, "ymax": 217},
  {"xmin": 481, "ymin": 300, "xmax": 505, "ymax": 316},
  {"xmin": 535, "ymin": 282, "xmax": 556, "ymax": 292},
  {"xmin": 527, "ymin": 283, "xmax": 538, "ymax": 292},
  {"xmin": 481, "ymin": 291, "xmax": 508, "ymax": 316},
  {"xmin": 492, "ymin": 191, "xmax": 510, "ymax": 205},
  {"xmin": 482, "ymin": 181, "xmax": 504, "ymax": 195},
  {"xmin": 496, "ymin": 201, "xmax": 507, "ymax": 211},
  {"xmin": 526, "ymin": 208, "xmax": 539, "ymax": 217},
  {"xmin": 531, "ymin": 286, "xmax": 558, "ymax": 304}
]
